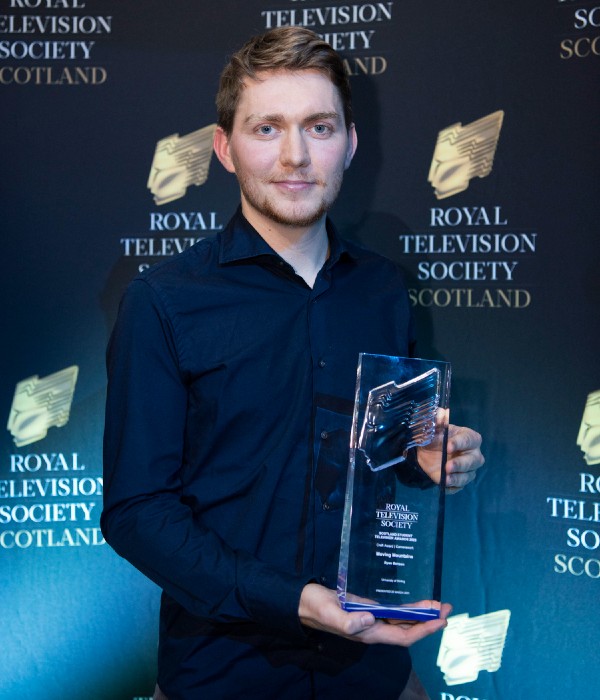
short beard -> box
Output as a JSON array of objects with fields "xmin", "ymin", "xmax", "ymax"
[
  {"xmin": 248, "ymin": 195, "xmax": 328, "ymax": 228},
  {"xmin": 238, "ymin": 174, "xmax": 343, "ymax": 229}
]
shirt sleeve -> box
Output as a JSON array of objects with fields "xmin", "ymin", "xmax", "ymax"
[{"xmin": 100, "ymin": 278, "xmax": 308, "ymax": 637}]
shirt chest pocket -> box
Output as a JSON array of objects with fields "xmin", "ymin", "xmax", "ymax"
[{"xmin": 314, "ymin": 406, "xmax": 353, "ymax": 512}]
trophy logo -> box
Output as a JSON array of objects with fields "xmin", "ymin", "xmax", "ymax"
[
  {"xmin": 428, "ymin": 110, "xmax": 504, "ymax": 199},
  {"xmin": 147, "ymin": 123, "xmax": 217, "ymax": 205},
  {"xmin": 359, "ymin": 368, "xmax": 441, "ymax": 471},
  {"xmin": 7, "ymin": 366, "xmax": 79, "ymax": 447},
  {"xmin": 577, "ymin": 390, "xmax": 600, "ymax": 465},
  {"xmin": 436, "ymin": 609, "xmax": 511, "ymax": 685}
]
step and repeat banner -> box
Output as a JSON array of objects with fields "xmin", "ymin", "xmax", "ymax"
[{"xmin": 2, "ymin": 1, "xmax": 598, "ymax": 699}]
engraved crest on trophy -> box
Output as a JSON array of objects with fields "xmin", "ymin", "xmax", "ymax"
[{"xmin": 359, "ymin": 368, "xmax": 441, "ymax": 472}]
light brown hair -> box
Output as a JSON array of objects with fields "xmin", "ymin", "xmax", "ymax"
[{"xmin": 216, "ymin": 26, "xmax": 353, "ymax": 135}]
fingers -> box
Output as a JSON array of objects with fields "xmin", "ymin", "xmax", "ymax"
[
  {"xmin": 445, "ymin": 425, "xmax": 485, "ymax": 491},
  {"xmin": 364, "ymin": 618, "xmax": 445, "ymax": 645},
  {"xmin": 447, "ymin": 424, "xmax": 483, "ymax": 454},
  {"xmin": 358, "ymin": 603, "xmax": 451, "ymax": 646}
]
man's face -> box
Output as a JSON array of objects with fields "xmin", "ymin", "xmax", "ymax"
[{"xmin": 214, "ymin": 69, "xmax": 357, "ymax": 232}]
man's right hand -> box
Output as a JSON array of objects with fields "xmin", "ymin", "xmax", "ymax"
[{"xmin": 298, "ymin": 583, "xmax": 451, "ymax": 646}]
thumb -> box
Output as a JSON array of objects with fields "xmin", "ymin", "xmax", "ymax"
[{"xmin": 343, "ymin": 612, "xmax": 377, "ymax": 636}]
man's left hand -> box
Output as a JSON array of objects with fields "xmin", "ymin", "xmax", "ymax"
[{"xmin": 417, "ymin": 422, "xmax": 484, "ymax": 492}]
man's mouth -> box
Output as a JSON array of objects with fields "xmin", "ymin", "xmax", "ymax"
[{"xmin": 270, "ymin": 177, "xmax": 320, "ymax": 191}]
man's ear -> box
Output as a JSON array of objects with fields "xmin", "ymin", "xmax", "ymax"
[
  {"xmin": 213, "ymin": 126, "xmax": 236, "ymax": 173},
  {"xmin": 344, "ymin": 123, "xmax": 358, "ymax": 170}
]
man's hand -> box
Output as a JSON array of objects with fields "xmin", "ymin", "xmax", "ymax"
[
  {"xmin": 418, "ymin": 422, "xmax": 484, "ymax": 492},
  {"xmin": 298, "ymin": 583, "xmax": 451, "ymax": 646}
]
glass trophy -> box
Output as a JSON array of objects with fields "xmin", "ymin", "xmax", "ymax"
[{"xmin": 337, "ymin": 353, "xmax": 451, "ymax": 622}]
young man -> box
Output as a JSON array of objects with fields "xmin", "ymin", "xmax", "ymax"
[{"xmin": 102, "ymin": 27, "xmax": 484, "ymax": 700}]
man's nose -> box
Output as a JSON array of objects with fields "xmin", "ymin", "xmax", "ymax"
[{"xmin": 280, "ymin": 128, "xmax": 310, "ymax": 168}]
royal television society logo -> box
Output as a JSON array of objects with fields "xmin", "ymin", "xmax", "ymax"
[
  {"xmin": 147, "ymin": 123, "xmax": 217, "ymax": 206},
  {"xmin": 6, "ymin": 366, "xmax": 79, "ymax": 447},
  {"xmin": 436, "ymin": 609, "xmax": 511, "ymax": 686},
  {"xmin": 577, "ymin": 390, "xmax": 600, "ymax": 465},
  {"xmin": 428, "ymin": 111, "xmax": 504, "ymax": 200}
]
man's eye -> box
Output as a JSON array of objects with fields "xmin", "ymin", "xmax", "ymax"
[
  {"xmin": 311, "ymin": 124, "xmax": 331, "ymax": 135},
  {"xmin": 258, "ymin": 125, "xmax": 274, "ymax": 135}
]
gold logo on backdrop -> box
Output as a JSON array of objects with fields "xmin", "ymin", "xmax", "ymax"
[
  {"xmin": 577, "ymin": 390, "xmax": 600, "ymax": 465},
  {"xmin": 436, "ymin": 609, "xmax": 511, "ymax": 685},
  {"xmin": 147, "ymin": 124, "xmax": 217, "ymax": 206},
  {"xmin": 7, "ymin": 366, "xmax": 79, "ymax": 447},
  {"xmin": 428, "ymin": 111, "xmax": 504, "ymax": 199}
]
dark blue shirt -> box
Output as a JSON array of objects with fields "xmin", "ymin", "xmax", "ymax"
[{"xmin": 102, "ymin": 209, "xmax": 416, "ymax": 699}]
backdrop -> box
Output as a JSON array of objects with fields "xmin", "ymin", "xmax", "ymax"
[{"xmin": 2, "ymin": 1, "xmax": 599, "ymax": 699}]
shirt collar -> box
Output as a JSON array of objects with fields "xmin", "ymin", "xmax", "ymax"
[{"xmin": 218, "ymin": 207, "xmax": 357, "ymax": 268}]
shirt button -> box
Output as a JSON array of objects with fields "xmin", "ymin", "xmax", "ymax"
[
  {"xmin": 320, "ymin": 430, "xmax": 328, "ymax": 440},
  {"xmin": 318, "ymin": 359, "xmax": 326, "ymax": 368},
  {"xmin": 320, "ymin": 575, "xmax": 328, "ymax": 585},
  {"xmin": 323, "ymin": 502, "xmax": 331, "ymax": 511},
  {"xmin": 317, "ymin": 642, "xmax": 325, "ymax": 653}
]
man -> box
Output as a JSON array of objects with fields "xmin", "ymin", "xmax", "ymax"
[{"xmin": 102, "ymin": 26, "xmax": 484, "ymax": 700}]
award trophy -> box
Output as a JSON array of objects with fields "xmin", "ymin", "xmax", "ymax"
[{"xmin": 337, "ymin": 353, "xmax": 451, "ymax": 621}]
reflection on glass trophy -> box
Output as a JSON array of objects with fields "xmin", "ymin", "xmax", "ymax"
[{"xmin": 338, "ymin": 354, "xmax": 450, "ymax": 621}]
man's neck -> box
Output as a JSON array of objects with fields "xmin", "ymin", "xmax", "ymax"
[{"xmin": 241, "ymin": 204, "xmax": 329, "ymax": 287}]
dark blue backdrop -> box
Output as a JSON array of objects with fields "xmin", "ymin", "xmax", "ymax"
[{"xmin": 2, "ymin": 2, "xmax": 599, "ymax": 698}]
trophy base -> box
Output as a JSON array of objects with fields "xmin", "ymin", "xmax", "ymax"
[{"xmin": 341, "ymin": 601, "xmax": 441, "ymax": 622}]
